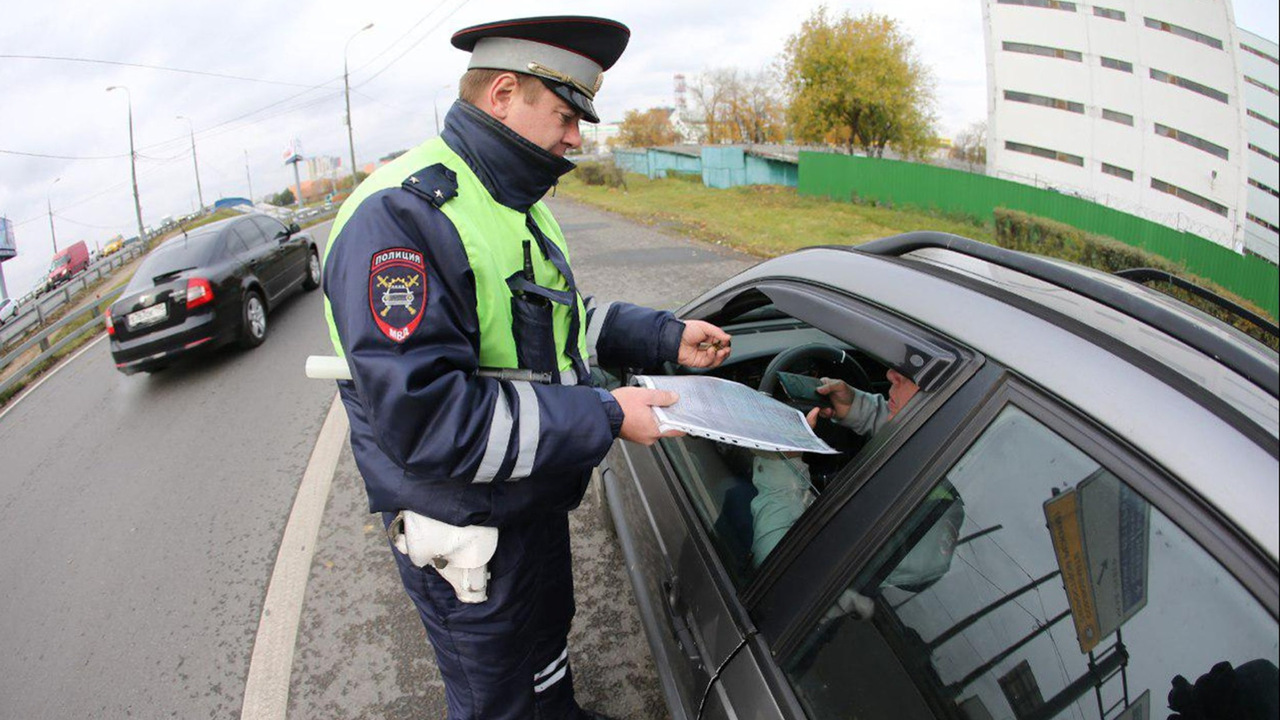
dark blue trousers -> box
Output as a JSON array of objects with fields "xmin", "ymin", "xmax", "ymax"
[{"xmin": 387, "ymin": 511, "xmax": 582, "ymax": 719}]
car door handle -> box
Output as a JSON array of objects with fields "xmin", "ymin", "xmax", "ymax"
[{"xmin": 661, "ymin": 577, "xmax": 703, "ymax": 668}]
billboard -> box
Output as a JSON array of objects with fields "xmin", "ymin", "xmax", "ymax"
[
  {"xmin": 283, "ymin": 139, "xmax": 303, "ymax": 165},
  {"xmin": 0, "ymin": 216, "xmax": 15, "ymax": 260}
]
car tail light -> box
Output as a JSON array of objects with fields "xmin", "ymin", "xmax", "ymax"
[
  {"xmin": 186, "ymin": 277, "xmax": 214, "ymax": 310},
  {"xmin": 104, "ymin": 308, "xmax": 115, "ymax": 336}
]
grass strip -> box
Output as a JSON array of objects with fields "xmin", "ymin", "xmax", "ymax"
[{"xmin": 555, "ymin": 171, "xmax": 993, "ymax": 257}]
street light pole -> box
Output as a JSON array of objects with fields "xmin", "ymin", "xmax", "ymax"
[
  {"xmin": 433, "ymin": 82, "xmax": 453, "ymax": 136},
  {"xmin": 47, "ymin": 177, "xmax": 61, "ymax": 254},
  {"xmin": 343, "ymin": 23, "xmax": 374, "ymax": 192},
  {"xmin": 245, "ymin": 150, "xmax": 254, "ymax": 202},
  {"xmin": 107, "ymin": 85, "xmax": 146, "ymax": 246},
  {"xmin": 176, "ymin": 115, "xmax": 205, "ymax": 213}
]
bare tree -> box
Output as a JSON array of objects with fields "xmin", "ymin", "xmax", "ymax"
[
  {"xmin": 951, "ymin": 120, "xmax": 988, "ymax": 171},
  {"xmin": 689, "ymin": 68, "xmax": 787, "ymax": 144}
]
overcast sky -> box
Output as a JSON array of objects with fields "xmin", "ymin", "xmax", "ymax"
[{"xmin": 1, "ymin": 0, "xmax": 1276, "ymax": 299}]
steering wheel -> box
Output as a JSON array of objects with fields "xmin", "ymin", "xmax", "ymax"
[{"xmin": 758, "ymin": 342, "xmax": 873, "ymax": 396}]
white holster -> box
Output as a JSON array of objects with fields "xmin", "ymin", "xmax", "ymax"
[
  {"xmin": 389, "ymin": 510, "xmax": 499, "ymax": 604},
  {"xmin": 305, "ymin": 355, "xmax": 500, "ymax": 604}
]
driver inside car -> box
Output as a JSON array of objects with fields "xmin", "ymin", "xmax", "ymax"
[{"xmin": 749, "ymin": 369, "xmax": 920, "ymax": 566}]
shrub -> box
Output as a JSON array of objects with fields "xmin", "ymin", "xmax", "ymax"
[
  {"xmin": 994, "ymin": 208, "xmax": 1277, "ymax": 350},
  {"xmin": 574, "ymin": 161, "xmax": 626, "ymax": 189}
]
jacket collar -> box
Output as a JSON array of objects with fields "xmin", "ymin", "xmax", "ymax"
[{"xmin": 441, "ymin": 100, "xmax": 575, "ymax": 212}]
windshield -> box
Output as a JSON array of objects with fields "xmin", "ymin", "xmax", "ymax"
[
  {"xmin": 125, "ymin": 231, "xmax": 221, "ymax": 292},
  {"xmin": 50, "ymin": 254, "xmax": 71, "ymax": 269}
]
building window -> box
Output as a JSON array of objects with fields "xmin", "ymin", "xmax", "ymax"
[
  {"xmin": 1093, "ymin": 5, "xmax": 1125, "ymax": 20},
  {"xmin": 1101, "ymin": 162, "xmax": 1134, "ymax": 180},
  {"xmin": 1248, "ymin": 213, "xmax": 1280, "ymax": 234},
  {"xmin": 1001, "ymin": 41, "xmax": 1083, "ymax": 61},
  {"xmin": 1244, "ymin": 75, "xmax": 1280, "ymax": 97},
  {"xmin": 1149, "ymin": 68, "xmax": 1230, "ymax": 104},
  {"xmin": 1151, "ymin": 178, "xmax": 1229, "ymax": 217},
  {"xmin": 1241, "ymin": 43, "xmax": 1279, "ymax": 66},
  {"xmin": 997, "ymin": 0, "xmax": 1078, "ymax": 10},
  {"xmin": 1101, "ymin": 108, "xmax": 1135, "ymax": 125},
  {"xmin": 1153, "ymin": 123, "xmax": 1229, "ymax": 160},
  {"xmin": 1249, "ymin": 177, "xmax": 1280, "ymax": 200},
  {"xmin": 1248, "ymin": 109, "xmax": 1280, "ymax": 130},
  {"xmin": 1004, "ymin": 90, "xmax": 1085, "ymax": 114},
  {"xmin": 1005, "ymin": 141, "xmax": 1085, "ymax": 166},
  {"xmin": 1143, "ymin": 17, "xmax": 1224, "ymax": 50},
  {"xmin": 1250, "ymin": 143, "xmax": 1280, "ymax": 163},
  {"xmin": 1101, "ymin": 56, "xmax": 1134, "ymax": 73}
]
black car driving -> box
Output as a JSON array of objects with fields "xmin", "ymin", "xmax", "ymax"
[{"xmin": 106, "ymin": 214, "xmax": 320, "ymax": 374}]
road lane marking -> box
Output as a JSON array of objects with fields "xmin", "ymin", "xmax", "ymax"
[
  {"xmin": 241, "ymin": 392, "xmax": 348, "ymax": 720},
  {"xmin": 0, "ymin": 334, "xmax": 107, "ymax": 425}
]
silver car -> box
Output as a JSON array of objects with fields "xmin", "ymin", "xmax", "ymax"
[
  {"xmin": 599, "ymin": 232, "xmax": 1278, "ymax": 720},
  {"xmin": 0, "ymin": 298, "xmax": 19, "ymax": 327}
]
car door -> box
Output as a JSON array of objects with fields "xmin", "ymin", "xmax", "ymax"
[
  {"xmin": 606, "ymin": 279, "xmax": 980, "ymax": 719},
  {"xmin": 231, "ymin": 219, "xmax": 286, "ymax": 301},
  {"xmin": 252, "ymin": 215, "xmax": 306, "ymax": 290},
  {"xmin": 744, "ymin": 377, "xmax": 1279, "ymax": 720}
]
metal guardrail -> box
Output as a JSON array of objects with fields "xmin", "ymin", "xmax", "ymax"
[
  {"xmin": 0, "ymin": 286, "xmax": 124, "ymax": 399},
  {"xmin": 0, "ymin": 245, "xmax": 145, "ymax": 353}
]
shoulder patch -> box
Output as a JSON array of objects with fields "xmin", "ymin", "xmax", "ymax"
[
  {"xmin": 402, "ymin": 163, "xmax": 458, "ymax": 208},
  {"xmin": 369, "ymin": 248, "xmax": 428, "ymax": 343}
]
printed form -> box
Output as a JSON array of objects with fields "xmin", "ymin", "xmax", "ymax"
[{"xmin": 632, "ymin": 375, "xmax": 838, "ymax": 454}]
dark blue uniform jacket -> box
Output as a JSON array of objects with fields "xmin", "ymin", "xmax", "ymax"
[{"xmin": 324, "ymin": 101, "xmax": 683, "ymax": 528}]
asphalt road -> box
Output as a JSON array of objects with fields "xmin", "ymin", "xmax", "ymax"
[
  {"xmin": 0, "ymin": 251, "xmax": 336, "ymax": 717},
  {"xmin": 0, "ymin": 198, "xmax": 755, "ymax": 719}
]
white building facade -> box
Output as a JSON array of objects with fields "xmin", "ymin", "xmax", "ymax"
[
  {"xmin": 1238, "ymin": 29, "xmax": 1279, "ymax": 263},
  {"xmin": 981, "ymin": 0, "xmax": 1274, "ymax": 260}
]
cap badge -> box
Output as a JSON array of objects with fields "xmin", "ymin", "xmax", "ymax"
[{"xmin": 527, "ymin": 62, "xmax": 597, "ymax": 99}]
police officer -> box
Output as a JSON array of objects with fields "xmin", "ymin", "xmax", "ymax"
[{"xmin": 321, "ymin": 15, "xmax": 732, "ymax": 720}]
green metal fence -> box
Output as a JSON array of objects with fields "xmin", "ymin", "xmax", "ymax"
[{"xmin": 799, "ymin": 152, "xmax": 1279, "ymax": 319}]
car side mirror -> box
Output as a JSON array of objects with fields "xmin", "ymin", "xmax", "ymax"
[{"xmin": 288, "ymin": 222, "xmax": 302, "ymax": 235}]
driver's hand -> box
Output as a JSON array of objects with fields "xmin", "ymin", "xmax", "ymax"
[
  {"xmin": 816, "ymin": 378, "xmax": 854, "ymax": 421},
  {"xmin": 780, "ymin": 409, "xmax": 821, "ymax": 459}
]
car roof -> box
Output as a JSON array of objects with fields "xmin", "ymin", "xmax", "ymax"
[{"xmin": 682, "ymin": 242, "xmax": 1279, "ymax": 562}]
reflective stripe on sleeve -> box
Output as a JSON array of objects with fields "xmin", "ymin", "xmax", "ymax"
[
  {"xmin": 584, "ymin": 300, "xmax": 614, "ymax": 366},
  {"xmin": 509, "ymin": 381, "xmax": 541, "ymax": 479},
  {"xmin": 473, "ymin": 387, "xmax": 514, "ymax": 483},
  {"xmin": 559, "ymin": 369, "xmax": 579, "ymax": 386}
]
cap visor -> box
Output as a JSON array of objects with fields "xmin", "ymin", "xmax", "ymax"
[{"xmin": 546, "ymin": 82, "xmax": 599, "ymax": 124}]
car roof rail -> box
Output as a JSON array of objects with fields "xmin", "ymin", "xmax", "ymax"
[
  {"xmin": 852, "ymin": 232, "xmax": 1279, "ymax": 397},
  {"xmin": 1113, "ymin": 267, "xmax": 1279, "ymax": 341}
]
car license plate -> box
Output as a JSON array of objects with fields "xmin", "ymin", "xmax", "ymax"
[{"xmin": 127, "ymin": 303, "xmax": 168, "ymax": 329}]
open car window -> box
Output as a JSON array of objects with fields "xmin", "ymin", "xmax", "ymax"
[{"xmin": 654, "ymin": 283, "xmax": 972, "ymax": 591}]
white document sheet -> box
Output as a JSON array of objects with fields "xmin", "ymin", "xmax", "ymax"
[{"xmin": 632, "ymin": 375, "xmax": 838, "ymax": 454}]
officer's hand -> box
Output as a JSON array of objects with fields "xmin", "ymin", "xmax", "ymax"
[
  {"xmin": 677, "ymin": 320, "xmax": 731, "ymax": 368},
  {"xmin": 612, "ymin": 387, "xmax": 684, "ymax": 446}
]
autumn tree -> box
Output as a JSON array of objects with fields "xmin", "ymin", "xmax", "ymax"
[
  {"xmin": 782, "ymin": 8, "xmax": 937, "ymax": 158},
  {"xmin": 690, "ymin": 68, "xmax": 786, "ymax": 144},
  {"xmin": 615, "ymin": 107, "xmax": 680, "ymax": 148}
]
